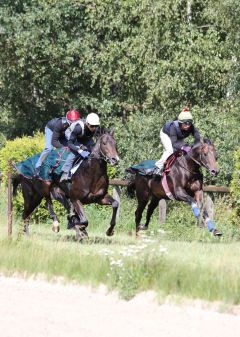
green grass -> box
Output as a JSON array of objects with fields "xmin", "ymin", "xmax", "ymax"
[{"xmin": 0, "ymin": 189, "xmax": 240, "ymax": 305}]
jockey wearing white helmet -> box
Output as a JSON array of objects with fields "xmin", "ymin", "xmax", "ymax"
[{"xmin": 60, "ymin": 112, "xmax": 101, "ymax": 182}]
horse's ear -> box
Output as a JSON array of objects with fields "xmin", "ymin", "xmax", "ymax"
[{"xmin": 110, "ymin": 128, "xmax": 115, "ymax": 136}]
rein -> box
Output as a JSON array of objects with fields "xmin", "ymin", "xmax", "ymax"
[
  {"xmin": 178, "ymin": 149, "xmax": 211, "ymax": 174},
  {"xmin": 177, "ymin": 151, "xmax": 202, "ymax": 174}
]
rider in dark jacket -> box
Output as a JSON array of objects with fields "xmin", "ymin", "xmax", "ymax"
[
  {"xmin": 35, "ymin": 110, "xmax": 80, "ymax": 175},
  {"xmin": 154, "ymin": 106, "xmax": 201, "ymax": 175},
  {"xmin": 60, "ymin": 112, "xmax": 100, "ymax": 181}
]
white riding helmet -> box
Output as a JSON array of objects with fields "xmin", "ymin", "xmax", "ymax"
[{"xmin": 86, "ymin": 113, "xmax": 100, "ymax": 126}]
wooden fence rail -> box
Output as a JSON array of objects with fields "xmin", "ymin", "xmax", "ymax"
[{"xmin": 109, "ymin": 178, "xmax": 230, "ymax": 224}]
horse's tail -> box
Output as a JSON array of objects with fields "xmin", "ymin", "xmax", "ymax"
[
  {"xmin": 12, "ymin": 175, "xmax": 21, "ymax": 196},
  {"xmin": 126, "ymin": 174, "xmax": 136, "ymax": 198}
]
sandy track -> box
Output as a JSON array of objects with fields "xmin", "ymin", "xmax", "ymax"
[{"xmin": 0, "ymin": 275, "xmax": 239, "ymax": 337}]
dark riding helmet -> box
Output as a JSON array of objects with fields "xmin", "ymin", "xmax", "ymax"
[{"xmin": 66, "ymin": 109, "xmax": 80, "ymax": 123}]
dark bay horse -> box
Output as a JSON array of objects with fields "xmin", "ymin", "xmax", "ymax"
[
  {"xmin": 127, "ymin": 139, "xmax": 222, "ymax": 236},
  {"xmin": 14, "ymin": 128, "xmax": 120, "ymax": 240}
]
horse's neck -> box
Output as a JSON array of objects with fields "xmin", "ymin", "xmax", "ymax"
[
  {"xmin": 91, "ymin": 141, "xmax": 101, "ymax": 159},
  {"xmin": 176, "ymin": 154, "xmax": 200, "ymax": 175},
  {"xmin": 87, "ymin": 157, "xmax": 107, "ymax": 176}
]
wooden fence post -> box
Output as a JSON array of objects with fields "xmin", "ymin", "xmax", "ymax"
[
  {"xmin": 112, "ymin": 185, "xmax": 121, "ymax": 221},
  {"xmin": 7, "ymin": 160, "xmax": 13, "ymax": 237},
  {"xmin": 158, "ymin": 199, "xmax": 167, "ymax": 224}
]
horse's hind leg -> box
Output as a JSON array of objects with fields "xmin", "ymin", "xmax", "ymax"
[
  {"xmin": 142, "ymin": 196, "xmax": 159, "ymax": 230},
  {"xmin": 135, "ymin": 178, "xmax": 150, "ymax": 233},
  {"xmin": 22, "ymin": 194, "xmax": 42, "ymax": 235},
  {"xmin": 45, "ymin": 198, "xmax": 60, "ymax": 233}
]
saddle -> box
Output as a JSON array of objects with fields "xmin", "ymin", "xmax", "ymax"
[
  {"xmin": 126, "ymin": 150, "xmax": 183, "ymax": 177},
  {"xmin": 14, "ymin": 148, "xmax": 84, "ymax": 182}
]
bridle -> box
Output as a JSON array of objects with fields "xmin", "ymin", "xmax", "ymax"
[
  {"xmin": 178, "ymin": 147, "xmax": 213, "ymax": 174},
  {"xmin": 89, "ymin": 134, "xmax": 113, "ymax": 163}
]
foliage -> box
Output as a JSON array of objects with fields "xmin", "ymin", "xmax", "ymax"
[
  {"xmin": 0, "ymin": 0, "xmax": 239, "ymax": 137},
  {"xmin": 0, "ymin": 132, "xmax": 44, "ymax": 184},
  {"xmin": 230, "ymin": 148, "xmax": 240, "ymax": 225},
  {"xmin": 0, "ymin": 132, "xmax": 6, "ymax": 150}
]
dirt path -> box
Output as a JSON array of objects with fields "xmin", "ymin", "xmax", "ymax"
[{"xmin": 0, "ymin": 275, "xmax": 239, "ymax": 337}]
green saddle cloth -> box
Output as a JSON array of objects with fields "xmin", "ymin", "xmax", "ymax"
[
  {"xmin": 14, "ymin": 148, "xmax": 70, "ymax": 181},
  {"xmin": 128, "ymin": 159, "xmax": 157, "ymax": 176}
]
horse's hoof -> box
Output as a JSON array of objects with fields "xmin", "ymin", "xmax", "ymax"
[
  {"xmin": 52, "ymin": 225, "xmax": 60, "ymax": 233},
  {"xmin": 212, "ymin": 228, "xmax": 222, "ymax": 236},
  {"xmin": 75, "ymin": 225, "xmax": 89, "ymax": 242},
  {"xmin": 106, "ymin": 228, "xmax": 114, "ymax": 236},
  {"xmin": 80, "ymin": 228, "xmax": 89, "ymax": 238},
  {"xmin": 52, "ymin": 221, "xmax": 60, "ymax": 233},
  {"xmin": 138, "ymin": 224, "xmax": 148, "ymax": 231}
]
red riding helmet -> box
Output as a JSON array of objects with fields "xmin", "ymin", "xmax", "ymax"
[{"xmin": 66, "ymin": 109, "xmax": 80, "ymax": 122}]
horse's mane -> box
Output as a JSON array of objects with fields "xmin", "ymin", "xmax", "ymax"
[
  {"xmin": 192, "ymin": 138, "xmax": 213, "ymax": 150},
  {"xmin": 95, "ymin": 126, "xmax": 110, "ymax": 138}
]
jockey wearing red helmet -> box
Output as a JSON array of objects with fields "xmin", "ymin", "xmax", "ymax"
[
  {"xmin": 35, "ymin": 109, "xmax": 80, "ymax": 176},
  {"xmin": 66, "ymin": 109, "xmax": 80, "ymax": 123}
]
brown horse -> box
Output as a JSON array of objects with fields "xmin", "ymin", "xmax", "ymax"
[
  {"xmin": 127, "ymin": 139, "xmax": 222, "ymax": 236},
  {"xmin": 14, "ymin": 128, "xmax": 120, "ymax": 240}
]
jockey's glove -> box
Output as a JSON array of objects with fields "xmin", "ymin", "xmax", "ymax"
[
  {"xmin": 78, "ymin": 149, "xmax": 90, "ymax": 158},
  {"xmin": 181, "ymin": 145, "xmax": 191, "ymax": 153},
  {"xmin": 79, "ymin": 144, "xmax": 88, "ymax": 151}
]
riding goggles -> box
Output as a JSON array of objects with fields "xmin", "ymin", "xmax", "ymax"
[{"xmin": 179, "ymin": 120, "xmax": 193, "ymax": 125}]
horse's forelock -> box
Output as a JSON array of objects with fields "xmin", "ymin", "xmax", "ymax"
[{"xmin": 203, "ymin": 138, "xmax": 213, "ymax": 145}]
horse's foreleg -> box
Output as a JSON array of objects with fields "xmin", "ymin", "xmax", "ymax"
[
  {"xmin": 177, "ymin": 189, "xmax": 222, "ymax": 236},
  {"xmin": 194, "ymin": 190, "xmax": 205, "ymax": 227},
  {"xmin": 194, "ymin": 191, "xmax": 222, "ymax": 236},
  {"xmin": 46, "ymin": 197, "xmax": 60, "ymax": 233},
  {"xmin": 98, "ymin": 194, "xmax": 119, "ymax": 236}
]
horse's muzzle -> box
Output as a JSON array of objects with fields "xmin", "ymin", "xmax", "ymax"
[{"xmin": 109, "ymin": 157, "xmax": 119, "ymax": 166}]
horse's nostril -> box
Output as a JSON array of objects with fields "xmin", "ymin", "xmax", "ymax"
[
  {"xmin": 211, "ymin": 170, "xmax": 218, "ymax": 176},
  {"xmin": 111, "ymin": 157, "xmax": 119, "ymax": 165}
]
